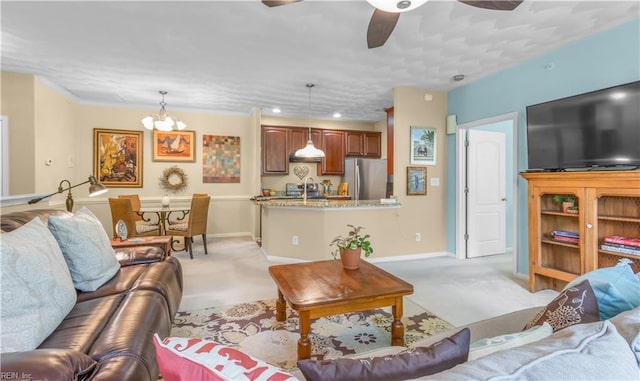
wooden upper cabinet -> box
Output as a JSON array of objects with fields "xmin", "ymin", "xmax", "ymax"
[
  {"xmin": 319, "ymin": 130, "xmax": 345, "ymax": 175},
  {"xmin": 363, "ymin": 132, "xmax": 382, "ymax": 157},
  {"xmin": 345, "ymin": 131, "xmax": 382, "ymax": 158},
  {"xmin": 345, "ymin": 131, "xmax": 364, "ymax": 156},
  {"xmin": 289, "ymin": 128, "xmax": 322, "ymax": 155},
  {"xmin": 262, "ymin": 126, "xmax": 289, "ymax": 174}
]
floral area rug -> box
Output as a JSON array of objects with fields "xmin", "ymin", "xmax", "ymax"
[{"xmin": 171, "ymin": 299, "xmax": 454, "ymax": 371}]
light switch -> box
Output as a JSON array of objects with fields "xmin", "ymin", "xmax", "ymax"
[{"xmin": 430, "ymin": 177, "xmax": 440, "ymax": 186}]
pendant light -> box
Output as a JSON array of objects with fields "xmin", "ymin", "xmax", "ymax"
[
  {"xmin": 141, "ymin": 90, "xmax": 186, "ymax": 131},
  {"xmin": 294, "ymin": 83, "xmax": 326, "ymax": 158}
]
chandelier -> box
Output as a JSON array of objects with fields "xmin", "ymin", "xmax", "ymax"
[
  {"xmin": 141, "ymin": 90, "xmax": 186, "ymax": 131},
  {"xmin": 294, "ymin": 83, "xmax": 325, "ymax": 159}
]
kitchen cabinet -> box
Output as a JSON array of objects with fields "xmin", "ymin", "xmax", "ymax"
[
  {"xmin": 262, "ymin": 126, "xmax": 289, "ymax": 174},
  {"xmin": 319, "ymin": 130, "xmax": 345, "ymax": 175},
  {"xmin": 522, "ymin": 171, "xmax": 640, "ymax": 292},
  {"xmin": 363, "ymin": 132, "xmax": 382, "ymax": 157},
  {"xmin": 289, "ymin": 128, "xmax": 321, "ymax": 156},
  {"xmin": 345, "ymin": 131, "xmax": 382, "ymax": 158}
]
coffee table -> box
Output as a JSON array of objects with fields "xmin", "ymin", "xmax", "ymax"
[
  {"xmin": 110, "ymin": 235, "xmax": 172, "ymax": 258},
  {"xmin": 268, "ymin": 260, "xmax": 414, "ymax": 360}
]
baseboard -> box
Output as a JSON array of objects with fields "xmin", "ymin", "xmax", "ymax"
[{"xmin": 263, "ymin": 250, "xmax": 454, "ymax": 264}]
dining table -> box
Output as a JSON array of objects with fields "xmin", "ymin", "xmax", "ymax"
[{"xmin": 137, "ymin": 206, "xmax": 190, "ymax": 236}]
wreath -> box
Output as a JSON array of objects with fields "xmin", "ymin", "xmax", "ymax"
[{"xmin": 159, "ymin": 166, "xmax": 187, "ymax": 192}]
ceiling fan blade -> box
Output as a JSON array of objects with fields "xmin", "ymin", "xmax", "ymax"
[
  {"xmin": 262, "ymin": 0, "xmax": 302, "ymax": 7},
  {"xmin": 367, "ymin": 9, "xmax": 400, "ymax": 49},
  {"xmin": 458, "ymin": 0, "xmax": 523, "ymax": 11}
]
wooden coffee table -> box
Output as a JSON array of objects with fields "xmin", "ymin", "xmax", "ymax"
[
  {"xmin": 268, "ymin": 260, "xmax": 414, "ymax": 360},
  {"xmin": 110, "ymin": 235, "xmax": 172, "ymax": 258}
]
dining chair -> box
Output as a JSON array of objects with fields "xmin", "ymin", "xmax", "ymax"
[
  {"xmin": 118, "ymin": 194, "xmax": 159, "ymax": 231},
  {"xmin": 108, "ymin": 198, "xmax": 160, "ymax": 238},
  {"xmin": 165, "ymin": 195, "xmax": 210, "ymax": 259}
]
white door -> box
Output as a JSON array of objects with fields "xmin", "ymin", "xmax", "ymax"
[{"xmin": 467, "ymin": 129, "xmax": 506, "ymax": 258}]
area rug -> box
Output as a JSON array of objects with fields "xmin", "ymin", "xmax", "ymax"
[{"xmin": 171, "ymin": 298, "xmax": 454, "ymax": 371}]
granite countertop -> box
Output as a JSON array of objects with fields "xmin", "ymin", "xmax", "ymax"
[{"xmin": 257, "ymin": 199, "xmax": 400, "ymax": 209}]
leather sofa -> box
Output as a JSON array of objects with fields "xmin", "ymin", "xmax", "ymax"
[{"xmin": 0, "ymin": 209, "xmax": 183, "ymax": 381}]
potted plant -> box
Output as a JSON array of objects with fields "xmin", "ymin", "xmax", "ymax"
[
  {"xmin": 553, "ymin": 195, "xmax": 576, "ymax": 213},
  {"xmin": 330, "ymin": 224, "xmax": 374, "ymax": 270}
]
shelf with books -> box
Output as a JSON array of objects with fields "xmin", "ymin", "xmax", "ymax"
[
  {"xmin": 522, "ymin": 171, "xmax": 640, "ymax": 292},
  {"xmin": 595, "ymin": 195, "xmax": 640, "ymax": 272}
]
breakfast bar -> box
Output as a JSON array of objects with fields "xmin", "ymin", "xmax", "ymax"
[{"xmin": 256, "ymin": 199, "xmax": 401, "ymax": 261}]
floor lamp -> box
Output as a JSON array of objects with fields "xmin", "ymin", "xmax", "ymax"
[{"xmin": 28, "ymin": 175, "xmax": 108, "ymax": 212}]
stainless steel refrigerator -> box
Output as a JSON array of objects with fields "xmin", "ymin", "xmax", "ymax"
[{"xmin": 343, "ymin": 158, "xmax": 388, "ymax": 201}]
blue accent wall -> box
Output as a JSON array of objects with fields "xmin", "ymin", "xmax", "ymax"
[{"xmin": 446, "ymin": 18, "xmax": 640, "ymax": 273}]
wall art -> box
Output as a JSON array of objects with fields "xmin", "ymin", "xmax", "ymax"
[
  {"xmin": 152, "ymin": 130, "xmax": 196, "ymax": 162},
  {"xmin": 94, "ymin": 128, "xmax": 143, "ymax": 187},
  {"xmin": 410, "ymin": 126, "xmax": 437, "ymax": 166},
  {"xmin": 202, "ymin": 135, "xmax": 240, "ymax": 183},
  {"xmin": 407, "ymin": 166, "xmax": 427, "ymax": 195}
]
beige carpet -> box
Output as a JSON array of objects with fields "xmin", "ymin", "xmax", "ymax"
[{"xmin": 170, "ymin": 298, "xmax": 454, "ymax": 371}]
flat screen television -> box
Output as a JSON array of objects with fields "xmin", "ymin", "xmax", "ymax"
[{"xmin": 526, "ymin": 80, "xmax": 640, "ymax": 171}]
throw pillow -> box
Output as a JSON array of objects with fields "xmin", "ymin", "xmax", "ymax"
[
  {"xmin": 421, "ymin": 320, "xmax": 638, "ymax": 380},
  {"xmin": 0, "ymin": 217, "xmax": 77, "ymax": 352},
  {"xmin": 523, "ymin": 279, "xmax": 599, "ymax": 332},
  {"xmin": 48, "ymin": 207, "xmax": 120, "ymax": 292},
  {"xmin": 468, "ymin": 322, "xmax": 553, "ymax": 360},
  {"xmin": 564, "ymin": 264, "xmax": 640, "ymax": 320},
  {"xmin": 296, "ymin": 328, "xmax": 470, "ymax": 381},
  {"xmin": 152, "ymin": 334, "xmax": 296, "ymax": 381}
]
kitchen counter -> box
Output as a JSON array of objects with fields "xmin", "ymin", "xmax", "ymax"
[
  {"xmin": 258, "ymin": 198, "xmax": 402, "ymax": 261},
  {"xmin": 258, "ymin": 199, "xmax": 400, "ymax": 209}
]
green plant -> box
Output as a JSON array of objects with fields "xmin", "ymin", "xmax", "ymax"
[
  {"xmin": 330, "ymin": 224, "xmax": 374, "ymax": 259},
  {"xmin": 552, "ymin": 195, "xmax": 575, "ymax": 204}
]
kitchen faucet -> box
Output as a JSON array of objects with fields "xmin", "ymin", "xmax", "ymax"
[{"xmin": 303, "ymin": 176, "xmax": 314, "ymax": 204}]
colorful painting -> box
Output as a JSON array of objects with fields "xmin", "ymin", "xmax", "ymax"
[
  {"xmin": 152, "ymin": 130, "xmax": 196, "ymax": 162},
  {"xmin": 202, "ymin": 135, "xmax": 240, "ymax": 183},
  {"xmin": 410, "ymin": 126, "xmax": 437, "ymax": 165},
  {"xmin": 93, "ymin": 128, "xmax": 143, "ymax": 187}
]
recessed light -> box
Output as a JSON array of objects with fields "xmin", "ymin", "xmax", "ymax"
[
  {"xmin": 272, "ymin": 108, "xmax": 281, "ymax": 113},
  {"xmin": 453, "ymin": 74, "xmax": 465, "ymax": 82},
  {"xmin": 333, "ymin": 113, "xmax": 342, "ymax": 118}
]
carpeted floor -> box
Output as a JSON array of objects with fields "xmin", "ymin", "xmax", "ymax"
[{"xmin": 171, "ymin": 298, "xmax": 454, "ymax": 371}]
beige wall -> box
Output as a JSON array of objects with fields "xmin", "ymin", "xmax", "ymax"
[
  {"xmin": 1, "ymin": 72, "xmax": 36, "ymax": 194},
  {"xmin": 1, "ymin": 74, "xmax": 451, "ymax": 258},
  {"xmin": 391, "ymin": 87, "xmax": 448, "ymax": 253}
]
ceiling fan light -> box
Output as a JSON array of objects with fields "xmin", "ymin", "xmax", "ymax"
[
  {"xmin": 295, "ymin": 140, "xmax": 326, "ymax": 158},
  {"xmin": 366, "ymin": 0, "xmax": 429, "ymax": 13}
]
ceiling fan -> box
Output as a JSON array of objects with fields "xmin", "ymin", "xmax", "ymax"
[{"xmin": 262, "ymin": 0, "xmax": 523, "ymax": 49}]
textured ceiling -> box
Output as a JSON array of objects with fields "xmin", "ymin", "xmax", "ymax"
[{"xmin": 2, "ymin": 1, "xmax": 638, "ymax": 122}]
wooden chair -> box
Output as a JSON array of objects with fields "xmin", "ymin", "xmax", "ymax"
[
  {"xmin": 165, "ymin": 195, "xmax": 210, "ymax": 259},
  {"xmin": 108, "ymin": 198, "xmax": 160, "ymax": 238},
  {"xmin": 118, "ymin": 194, "xmax": 159, "ymax": 231}
]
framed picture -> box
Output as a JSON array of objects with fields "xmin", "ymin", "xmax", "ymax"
[
  {"xmin": 407, "ymin": 166, "xmax": 427, "ymax": 195},
  {"xmin": 152, "ymin": 130, "xmax": 196, "ymax": 162},
  {"xmin": 202, "ymin": 135, "xmax": 241, "ymax": 183},
  {"xmin": 410, "ymin": 126, "xmax": 437, "ymax": 165},
  {"xmin": 93, "ymin": 128, "xmax": 143, "ymax": 187}
]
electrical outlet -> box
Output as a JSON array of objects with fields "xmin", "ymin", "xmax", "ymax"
[
  {"xmin": 292, "ymin": 235, "xmax": 299, "ymax": 246},
  {"xmin": 415, "ymin": 233, "xmax": 421, "ymax": 242}
]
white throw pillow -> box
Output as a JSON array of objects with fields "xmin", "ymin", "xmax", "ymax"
[
  {"xmin": 468, "ymin": 322, "xmax": 553, "ymax": 360},
  {"xmin": 48, "ymin": 207, "xmax": 120, "ymax": 292},
  {"xmin": 0, "ymin": 217, "xmax": 77, "ymax": 352}
]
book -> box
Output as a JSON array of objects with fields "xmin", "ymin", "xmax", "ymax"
[
  {"xmin": 552, "ymin": 235, "xmax": 579, "ymax": 244},
  {"xmin": 601, "ymin": 244, "xmax": 640, "ymax": 256},
  {"xmin": 601, "ymin": 242, "xmax": 640, "ymax": 251},
  {"xmin": 552, "ymin": 230, "xmax": 580, "ymax": 238},
  {"xmin": 603, "ymin": 236, "xmax": 640, "ymax": 248}
]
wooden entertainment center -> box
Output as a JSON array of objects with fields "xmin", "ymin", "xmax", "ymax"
[{"xmin": 522, "ymin": 170, "xmax": 640, "ymax": 292}]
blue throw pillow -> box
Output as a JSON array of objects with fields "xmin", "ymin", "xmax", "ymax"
[{"xmin": 565, "ymin": 265, "xmax": 640, "ymax": 320}]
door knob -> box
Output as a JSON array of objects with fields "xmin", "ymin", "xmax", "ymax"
[{"xmin": 501, "ymin": 197, "xmax": 508, "ymax": 201}]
